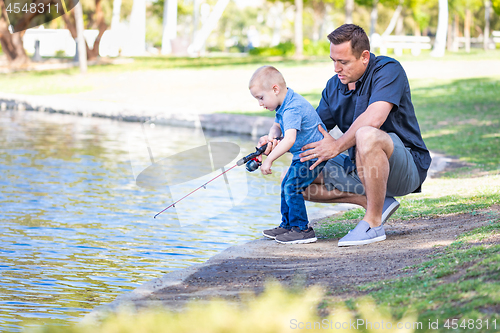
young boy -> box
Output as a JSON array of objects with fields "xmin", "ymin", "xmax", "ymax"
[{"xmin": 249, "ymin": 66, "xmax": 327, "ymax": 244}]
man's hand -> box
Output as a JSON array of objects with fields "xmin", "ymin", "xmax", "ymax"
[
  {"xmin": 260, "ymin": 159, "xmax": 272, "ymax": 175},
  {"xmin": 256, "ymin": 135, "xmax": 279, "ymax": 162},
  {"xmin": 299, "ymin": 125, "xmax": 338, "ymax": 170}
]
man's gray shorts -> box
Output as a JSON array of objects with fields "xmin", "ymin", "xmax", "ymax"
[{"xmin": 322, "ymin": 133, "xmax": 421, "ymax": 197}]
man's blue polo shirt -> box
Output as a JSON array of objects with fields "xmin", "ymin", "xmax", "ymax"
[
  {"xmin": 275, "ymin": 88, "xmax": 326, "ymax": 161},
  {"xmin": 316, "ymin": 53, "xmax": 431, "ymax": 188}
]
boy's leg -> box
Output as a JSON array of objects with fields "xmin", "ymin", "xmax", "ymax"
[
  {"xmin": 262, "ymin": 167, "xmax": 293, "ymax": 239},
  {"xmin": 284, "ymin": 160, "xmax": 326, "ymax": 230},
  {"xmin": 279, "ymin": 166, "xmax": 292, "ymax": 229},
  {"xmin": 275, "ymin": 160, "xmax": 325, "ymax": 244}
]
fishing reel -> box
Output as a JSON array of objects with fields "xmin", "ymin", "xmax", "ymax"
[
  {"xmin": 236, "ymin": 137, "xmax": 283, "ymax": 173},
  {"xmin": 245, "ymin": 158, "xmax": 261, "ymax": 172}
]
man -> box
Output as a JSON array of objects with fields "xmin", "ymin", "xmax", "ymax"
[{"xmin": 260, "ymin": 24, "xmax": 431, "ymax": 246}]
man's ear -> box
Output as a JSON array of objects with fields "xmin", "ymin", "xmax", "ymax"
[
  {"xmin": 361, "ymin": 50, "xmax": 370, "ymax": 65},
  {"xmin": 272, "ymin": 84, "xmax": 280, "ymax": 95}
]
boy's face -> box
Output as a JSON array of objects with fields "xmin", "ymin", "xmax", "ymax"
[{"xmin": 249, "ymin": 83, "xmax": 281, "ymax": 112}]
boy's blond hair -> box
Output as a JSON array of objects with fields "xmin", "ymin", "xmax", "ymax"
[{"xmin": 249, "ymin": 66, "xmax": 287, "ymax": 91}]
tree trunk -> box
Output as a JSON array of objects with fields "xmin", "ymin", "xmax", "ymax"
[
  {"xmin": 111, "ymin": 0, "xmax": 122, "ymax": 30},
  {"xmin": 75, "ymin": 1, "xmax": 87, "ymax": 73},
  {"xmin": 431, "ymin": 0, "xmax": 448, "ymax": 57},
  {"xmin": 370, "ymin": 0, "xmax": 379, "ymax": 38},
  {"xmin": 271, "ymin": 2, "xmax": 283, "ymax": 46},
  {"xmin": 0, "ymin": 2, "xmax": 29, "ymax": 68},
  {"xmin": 345, "ymin": 0, "xmax": 354, "ymax": 24},
  {"xmin": 395, "ymin": 12, "xmax": 404, "ymax": 35},
  {"xmin": 484, "ymin": 0, "xmax": 491, "ymax": 50},
  {"xmin": 312, "ymin": 1, "xmax": 326, "ymax": 42},
  {"xmin": 464, "ymin": 8, "xmax": 471, "ymax": 53},
  {"xmin": 124, "ymin": 0, "xmax": 146, "ymax": 55},
  {"xmin": 414, "ymin": 20, "xmax": 421, "ymax": 37},
  {"xmin": 446, "ymin": 17, "xmax": 453, "ymax": 50},
  {"xmin": 294, "ymin": 0, "xmax": 303, "ymax": 57},
  {"xmin": 161, "ymin": 0, "xmax": 177, "ymax": 55},
  {"xmin": 382, "ymin": 4, "xmax": 402, "ymax": 36},
  {"xmin": 188, "ymin": 0, "xmax": 229, "ymax": 55},
  {"xmin": 61, "ymin": 0, "xmax": 108, "ymax": 60},
  {"xmin": 452, "ymin": 13, "xmax": 459, "ymax": 51}
]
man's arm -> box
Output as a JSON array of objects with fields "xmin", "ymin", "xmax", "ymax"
[
  {"xmin": 260, "ymin": 129, "xmax": 296, "ymax": 175},
  {"xmin": 300, "ymin": 101, "xmax": 393, "ymax": 170}
]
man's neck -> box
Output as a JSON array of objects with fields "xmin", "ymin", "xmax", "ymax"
[{"xmin": 348, "ymin": 82, "xmax": 356, "ymax": 91}]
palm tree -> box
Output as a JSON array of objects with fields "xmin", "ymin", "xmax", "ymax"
[{"xmin": 431, "ymin": 0, "xmax": 448, "ymax": 57}]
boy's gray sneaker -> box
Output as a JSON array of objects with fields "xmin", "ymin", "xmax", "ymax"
[
  {"xmin": 275, "ymin": 227, "xmax": 317, "ymax": 244},
  {"xmin": 262, "ymin": 227, "xmax": 290, "ymax": 239},
  {"xmin": 338, "ymin": 220, "xmax": 386, "ymax": 246},
  {"xmin": 382, "ymin": 197, "xmax": 400, "ymax": 224}
]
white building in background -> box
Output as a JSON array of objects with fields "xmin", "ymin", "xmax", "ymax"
[{"xmin": 23, "ymin": 27, "xmax": 122, "ymax": 57}]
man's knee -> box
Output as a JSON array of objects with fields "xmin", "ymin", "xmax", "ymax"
[{"xmin": 355, "ymin": 126, "xmax": 393, "ymax": 156}]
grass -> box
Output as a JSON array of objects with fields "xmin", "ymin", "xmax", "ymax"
[{"xmin": 345, "ymin": 217, "xmax": 500, "ymax": 333}]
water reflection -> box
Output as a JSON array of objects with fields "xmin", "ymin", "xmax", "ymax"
[{"xmin": 0, "ymin": 110, "xmax": 328, "ymax": 332}]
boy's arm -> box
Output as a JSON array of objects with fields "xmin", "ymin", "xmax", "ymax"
[
  {"xmin": 258, "ymin": 122, "xmax": 282, "ymax": 157},
  {"xmin": 260, "ymin": 129, "xmax": 296, "ymax": 175}
]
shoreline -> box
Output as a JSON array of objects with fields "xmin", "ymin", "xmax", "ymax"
[{"xmin": 0, "ymin": 93, "xmax": 274, "ymax": 137}]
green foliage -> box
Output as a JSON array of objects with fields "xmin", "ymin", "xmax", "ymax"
[
  {"xmin": 150, "ymin": 0, "xmax": 191, "ymax": 20},
  {"xmin": 249, "ymin": 42, "xmax": 296, "ymax": 56},
  {"xmin": 493, "ymin": 0, "xmax": 500, "ymax": 15},
  {"xmin": 303, "ymin": 40, "xmax": 331, "ymax": 56},
  {"xmin": 54, "ymin": 50, "xmax": 66, "ymax": 57}
]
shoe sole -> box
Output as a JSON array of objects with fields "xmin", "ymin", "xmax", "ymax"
[
  {"xmin": 382, "ymin": 201, "xmax": 400, "ymax": 225},
  {"xmin": 275, "ymin": 237, "xmax": 317, "ymax": 244},
  {"xmin": 338, "ymin": 235, "xmax": 386, "ymax": 247},
  {"xmin": 262, "ymin": 231, "xmax": 277, "ymax": 240}
]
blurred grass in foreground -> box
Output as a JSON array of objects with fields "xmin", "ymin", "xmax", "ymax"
[{"xmin": 28, "ymin": 283, "xmax": 418, "ymax": 333}]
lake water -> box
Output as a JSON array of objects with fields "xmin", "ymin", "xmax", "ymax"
[{"xmin": 0, "ymin": 110, "xmax": 330, "ymax": 332}]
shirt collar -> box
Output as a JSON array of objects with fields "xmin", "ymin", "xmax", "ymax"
[
  {"xmin": 357, "ymin": 52, "xmax": 375, "ymax": 85},
  {"xmin": 276, "ymin": 87, "xmax": 293, "ymax": 115}
]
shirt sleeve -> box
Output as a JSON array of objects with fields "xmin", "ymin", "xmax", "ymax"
[
  {"xmin": 281, "ymin": 108, "xmax": 302, "ymax": 132},
  {"xmin": 368, "ymin": 61, "xmax": 407, "ymax": 109},
  {"xmin": 316, "ymin": 81, "xmax": 337, "ymax": 131}
]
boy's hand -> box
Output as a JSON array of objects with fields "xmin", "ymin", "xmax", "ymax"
[
  {"xmin": 260, "ymin": 159, "xmax": 272, "ymax": 175},
  {"xmin": 256, "ymin": 136, "xmax": 279, "ymax": 162}
]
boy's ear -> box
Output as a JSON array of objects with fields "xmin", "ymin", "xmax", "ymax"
[{"xmin": 272, "ymin": 84, "xmax": 280, "ymax": 95}]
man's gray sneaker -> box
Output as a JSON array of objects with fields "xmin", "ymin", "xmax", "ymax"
[
  {"xmin": 382, "ymin": 197, "xmax": 400, "ymax": 224},
  {"xmin": 262, "ymin": 227, "xmax": 290, "ymax": 239},
  {"xmin": 338, "ymin": 220, "xmax": 386, "ymax": 246},
  {"xmin": 275, "ymin": 227, "xmax": 317, "ymax": 244}
]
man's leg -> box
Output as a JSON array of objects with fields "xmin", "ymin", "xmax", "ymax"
[
  {"xmin": 354, "ymin": 126, "xmax": 394, "ymax": 228},
  {"xmin": 302, "ymin": 172, "xmax": 367, "ymax": 207}
]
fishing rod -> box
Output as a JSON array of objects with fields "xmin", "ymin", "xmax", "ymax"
[{"xmin": 154, "ymin": 139, "xmax": 280, "ymax": 218}]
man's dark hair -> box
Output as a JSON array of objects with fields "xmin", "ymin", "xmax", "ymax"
[{"xmin": 327, "ymin": 24, "xmax": 370, "ymax": 58}]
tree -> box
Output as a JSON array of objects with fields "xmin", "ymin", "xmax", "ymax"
[
  {"xmin": 431, "ymin": 0, "xmax": 448, "ymax": 56},
  {"xmin": 0, "ymin": 0, "xmax": 62, "ymax": 67},
  {"xmin": 0, "ymin": 4, "xmax": 29, "ymax": 68},
  {"xmin": 484, "ymin": 0, "xmax": 491, "ymax": 50},
  {"xmin": 493, "ymin": 0, "xmax": 500, "ymax": 14},
  {"xmin": 295, "ymin": 0, "xmax": 303, "ymax": 57},
  {"xmin": 61, "ymin": 0, "xmax": 113, "ymax": 60}
]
